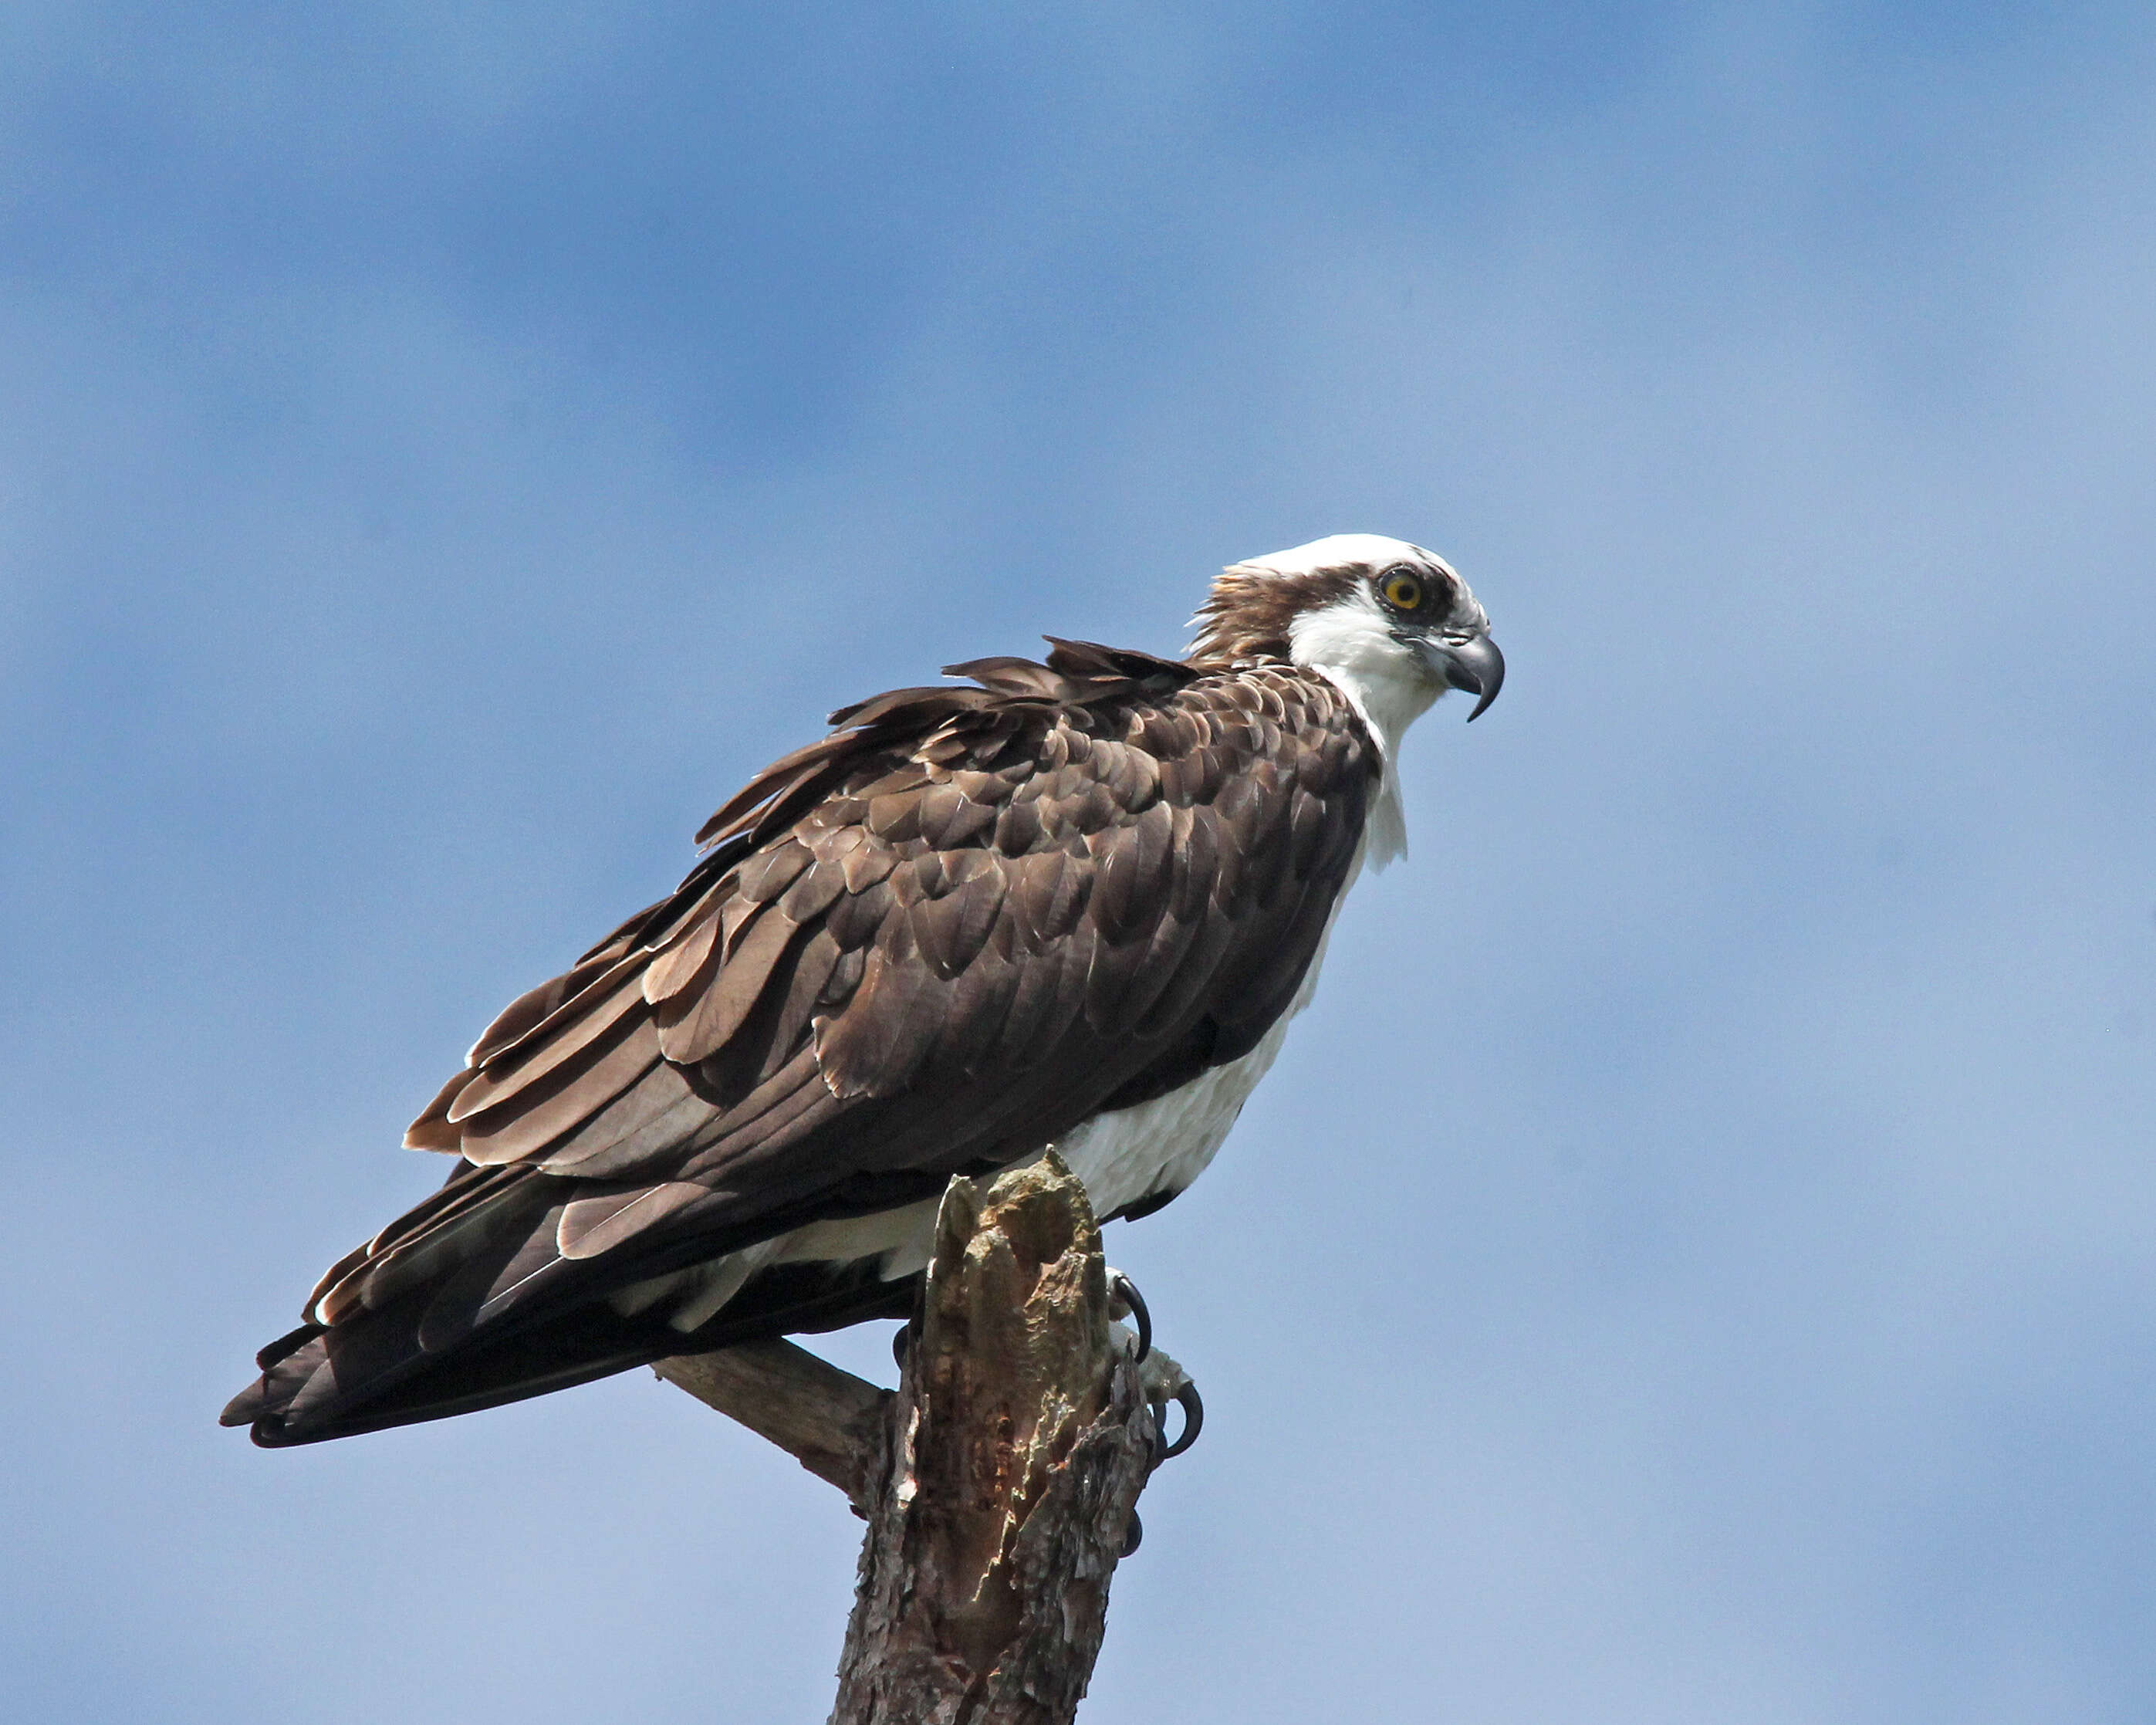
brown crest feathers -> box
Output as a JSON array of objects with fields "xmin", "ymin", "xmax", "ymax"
[{"xmin": 1188, "ymin": 561, "xmax": 1365, "ymax": 665}]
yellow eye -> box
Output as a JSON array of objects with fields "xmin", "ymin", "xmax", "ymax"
[{"xmin": 1380, "ymin": 570, "xmax": 1424, "ymax": 611}]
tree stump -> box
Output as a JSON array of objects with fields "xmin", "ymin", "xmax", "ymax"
[{"xmin": 654, "ymin": 1153, "xmax": 1184, "ymax": 1725}]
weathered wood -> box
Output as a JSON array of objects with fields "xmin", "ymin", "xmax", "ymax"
[
  {"xmin": 829, "ymin": 1155, "xmax": 1155, "ymax": 1725},
  {"xmin": 654, "ymin": 1153, "xmax": 1164, "ymax": 1724},
  {"xmin": 654, "ymin": 1339, "xmax": 892, "ymax": 1517}
]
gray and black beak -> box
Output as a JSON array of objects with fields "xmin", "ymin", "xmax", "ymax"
[{"xmin": 1434, "ymin": 631, "xmax": 1505, "ymax": 721}]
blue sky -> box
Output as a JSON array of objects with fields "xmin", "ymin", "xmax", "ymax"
[{"xmin": 4, "ymin": 5, "xmax": 2153, "ymax": 1720}]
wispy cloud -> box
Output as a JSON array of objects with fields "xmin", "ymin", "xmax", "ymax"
[{"xmin": 3, "ymin": 5, "xmax": 2153, "ymax": 1720}]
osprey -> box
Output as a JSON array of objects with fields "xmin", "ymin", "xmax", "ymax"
[{"xmin": 224, "ymin": 534, "xmax": 1502, "ymax": 1446}]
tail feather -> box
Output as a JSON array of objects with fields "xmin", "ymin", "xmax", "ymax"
[{"xmin": 223, "ymin": 1253, "xmax": 917, "ymax": 1446}]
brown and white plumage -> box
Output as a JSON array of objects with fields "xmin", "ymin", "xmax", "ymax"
[{"xmin": 224, "ymin": 535, "xmax": 1501, "ymax": 1446}]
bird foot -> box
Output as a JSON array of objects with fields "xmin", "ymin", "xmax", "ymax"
[
  {"xmin": 1103, "ymin": 1267, "xmax": 1201, "ymax": 1466},
  {"xmin": 1113, "ymin": 1334, "xmax": 1203, "ymax": 1558},
  {"xmin": 1150, "ymin": 1374, "xmax": 1203, "ymax": 1464}
]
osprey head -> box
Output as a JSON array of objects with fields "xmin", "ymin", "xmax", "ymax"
[{"xmin": 1191, "ymin": 533, "xmax": 1504, "ymax": 737}]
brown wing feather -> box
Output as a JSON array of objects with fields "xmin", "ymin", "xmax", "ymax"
[
  {"xmin": 657, "ymin": 907, "xmax": 802, "ymax": 1064},
  {"xmin": 232, "ymin": 643, "xmax": 1378, "ymax": 1445}
]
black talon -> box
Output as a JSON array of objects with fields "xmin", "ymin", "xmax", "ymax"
[
  {"xmin": 891, "ymin": 1324, "xmax": 911, "ymax": 1369},
  {"xmin": 1120, "ymin": 1510, "xmax": 1144, "ymax": 1558},
  {"xmin": 1107, "ymin": 1270, "xmax": 1151, "ymax": 1361},
  {"xmin": 1159, "ymin": 1381, "xmax": 1204, "ymax": 1461}
]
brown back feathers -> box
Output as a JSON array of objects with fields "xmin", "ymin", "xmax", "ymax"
[{"xmin": 227, "ymin": 638, "xmax": 1377, "ymax": 1443}]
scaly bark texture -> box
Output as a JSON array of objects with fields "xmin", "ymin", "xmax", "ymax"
[
  {"xmin": 826, "ymin": 1155, "xmax": 1155, "ymax": 1725},
  {"xmin": 653, "ymin": 1154, "xmax": 1160, "ymax": 1723}
]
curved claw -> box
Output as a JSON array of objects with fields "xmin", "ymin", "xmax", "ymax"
[
  {"xmin": 1107, "ymin": 1270, "xmax": 1151, "ymax": 1362},
  {"xmin": 1120, "ymin": 1509, "xmax": 1144, "ymax": 1558},
  {"xmin": 1158, "ymin": 1381, "xmax": 1204, "ymax": 1461},
  {"xmin": 890, "ymin": 1324, "xmax": 911, "ymax": 1369}
]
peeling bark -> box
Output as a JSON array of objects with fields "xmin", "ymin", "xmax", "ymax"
[{"xmin": 655, "ymin": 1154, "xmax": 1162, "ymax": 1725}]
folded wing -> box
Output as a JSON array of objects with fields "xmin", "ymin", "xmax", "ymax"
[{"xmin": 225, "ymin": 641, "xmax": 1377, "ymax": 1443}]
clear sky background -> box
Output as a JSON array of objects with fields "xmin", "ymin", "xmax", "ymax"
[{"xmin": 3, "ymin": 5, "xmax": 2152, "ymax": 1720}]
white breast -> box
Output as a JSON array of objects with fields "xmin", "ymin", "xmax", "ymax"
[
  {"xmin": 1054, "ymin": 826, "xmax": 1365, "ymax": 1219},
  {"xmin": 1051, "ymin": 962, "xmax": 1313, "ymax": 1219}
]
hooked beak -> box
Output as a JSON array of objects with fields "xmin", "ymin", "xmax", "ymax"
[{"xmin": 1432, "ymin": 631, "xmax": 1505, "ymax": 721}]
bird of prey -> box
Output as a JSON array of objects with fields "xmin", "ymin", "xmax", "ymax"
[{"xmin": 223, "ymin": 534, "xmax": 1502, "ymax": 1446}]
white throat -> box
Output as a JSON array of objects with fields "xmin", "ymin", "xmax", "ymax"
[{"xmin": 1286, "ymin": 595, "xmax": 1441, "ymax": 868}]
